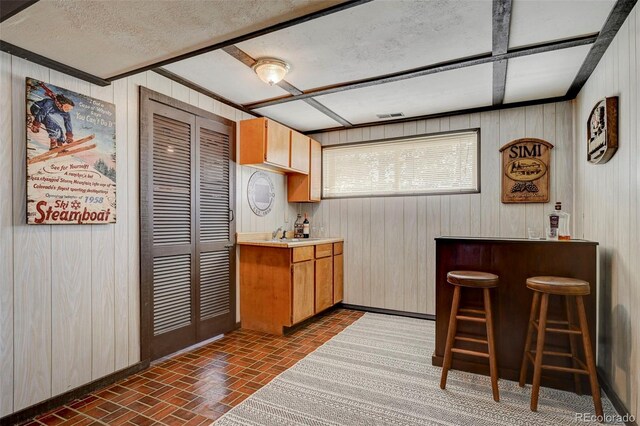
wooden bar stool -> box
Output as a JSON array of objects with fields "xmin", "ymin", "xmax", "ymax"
[
  {"xmin": 440, "ymin": 271, "xmax": 500, "ymax": 402},
  {"xmin": 519, "ymin": 276, "xmax": 603, "ymax": 417}
]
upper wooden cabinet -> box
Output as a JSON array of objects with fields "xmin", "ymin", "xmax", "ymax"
[
  {"xmin": 290, "ymin": 131, "xmax": 310, "ymax": 174},
  {"xmin": 288, "ymin": 139, "xmax": 322, "ymax": 203},
  {"xmin": 240, "ymin": 117, "xmax": 310, "ymax": 175}
]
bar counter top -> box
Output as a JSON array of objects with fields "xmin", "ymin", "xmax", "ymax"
[{"xmin": 436, "ymin": 236, "xmax": 598, "ymax": 244}]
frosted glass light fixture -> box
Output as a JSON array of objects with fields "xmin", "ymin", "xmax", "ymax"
[{"xmin": 252, "ymin": 58, "xmax": 290, "ymax": 85}]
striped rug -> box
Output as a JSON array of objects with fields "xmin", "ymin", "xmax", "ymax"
[{"xmin": 214, "ymin": 313, "xmax": 622, "ymax": 425}]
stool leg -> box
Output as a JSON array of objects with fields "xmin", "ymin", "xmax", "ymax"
[
  {"xmin": 565, "ymin": 296, "xmax": 583, "ymax": 395},
  {"xmin": 519, "ymin": 291, "xmax": 541, "ymax": 387},
  {"xmin": 530, "ymin": 293, "xmax": 549, "ymax": 412},
  {"xmin": 483, "ymin": 288, "xmax": 499, "ymax": 402},
  {"xmin": 576, "ymin": 296, "xmax": 603, "ymax": 417},
  {"xmin": 440, "ymin": 285, "xmax": 461, "ymax": 390}
]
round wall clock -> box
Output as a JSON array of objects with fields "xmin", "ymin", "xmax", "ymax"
[{"xmin": 247, "ymin": 171, "xmax": 275, "ymax": 217}]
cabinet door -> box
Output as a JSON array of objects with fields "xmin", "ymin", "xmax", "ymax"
[
  {"xmin": 310, "ymin": 139, "xmax": 322, "ymax": 201},
  {"xmin": 333, "ymin": 253, "xmax": 343, "ymax": 303},
  {"xmin": 265, "ymin": 119, "xmax": 290, "ymax": 168},
  {"xmin": 315, "ymin": 257, "xmax": 333, "ymax": 312},
  {"xmin": 290, "ymin": 131, "xmax": 310, "ymax": 173},
  {"xmin": 292, "ymin": 260, "xmax": 315, "ymax": 324}
]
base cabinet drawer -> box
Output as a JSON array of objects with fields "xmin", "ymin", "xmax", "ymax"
[
  {"xmin": 315, "ymin": 257, "xmax": 333, "ymax": 312},
  {"xmin": 315, "ymin": 243, "xmax": 333, "ymax": 258},
  {"xmin": 333, "ymin": 242, "xmax": 343, "ymax": 255},
  {"xmin": 292, "ymin": 246, "xmax": 314, "ymax": 262}
]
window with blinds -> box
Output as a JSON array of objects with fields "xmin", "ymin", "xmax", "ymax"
[{"xmin": 322, "ymin": 130, "xmax": 479, "ymax": 198}]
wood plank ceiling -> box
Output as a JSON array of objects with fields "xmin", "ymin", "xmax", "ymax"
[{"xmin": 1, "ymin": 0, "xmax": 636, "ymax": 132}]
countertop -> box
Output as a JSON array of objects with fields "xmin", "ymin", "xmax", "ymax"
[
  {"xmin": 237, "ymin": 237, "xmax": 344, "ymax": 248},
  {"xmin": 435, "ymin": 236, "xmax": 598, "ymax": 245}
]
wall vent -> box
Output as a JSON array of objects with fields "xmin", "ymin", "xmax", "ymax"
[{"xmin": 376, "ymin": 112, "xmax": 405, "ymax": 119}]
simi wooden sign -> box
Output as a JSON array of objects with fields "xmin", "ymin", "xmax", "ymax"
[{"xmin": 500, "ymin": 138, "xmax": 553, "ymax": 204}]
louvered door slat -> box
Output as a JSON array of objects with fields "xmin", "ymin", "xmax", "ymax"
[
  {"xmin": 153, "ymin": 254, "xmax": 192, "ymax": 335},
  {"xmin": 200, "ymin": 251, "xmax": 230, "ymax": 320},
  {"xmin": 153, "ymin": 113, "xmax": 191, "ymax": 246},
  {"xmin": 199, "ymin": 127, "xmax": 230, "ymax": 243}
]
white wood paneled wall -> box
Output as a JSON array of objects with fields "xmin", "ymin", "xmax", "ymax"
[
  {"xmin": 307, "ymin": 101, "xmax": 574, "ymax": 315},
  {"xmin": 0, "ymin": 54, "xmax": 283, "ymax": 416},
  {"xmin": 574, "ymin": 5, "xmax": 639, "ymax": 418},
  {"xmin": 238, "ymin": 166, "xmax": 298, "ymax": 234}
]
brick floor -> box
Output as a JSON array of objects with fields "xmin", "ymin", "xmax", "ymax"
[{"xmin": 24, "ymin": 309, "xmax": 363, "ymax": 426}]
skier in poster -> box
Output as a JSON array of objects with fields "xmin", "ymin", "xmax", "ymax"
[{"xmin": 29, "ymin": 86, "xmax": 75, "ymax": 150}]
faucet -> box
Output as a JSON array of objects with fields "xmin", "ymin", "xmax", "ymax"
[{"xmin": 272, "ymin": 226, "xmax": 283, "ymax": 240}]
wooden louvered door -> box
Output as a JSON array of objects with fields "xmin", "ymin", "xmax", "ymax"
[
  {"xmin": 195, "ymin": 116, "xmax": 235, "ymax": 341},
  {"xmin": 141, "ymin": 90, "xmax": 235, "ymax": 361}
]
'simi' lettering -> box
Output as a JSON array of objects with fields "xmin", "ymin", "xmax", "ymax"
[{"xmin": 509, "ymin": 144, "xmax": 542, "ymax": 159}]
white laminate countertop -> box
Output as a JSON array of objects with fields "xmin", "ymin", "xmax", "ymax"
[{"xmin": 237, "ymin": 236, "xmax": 343, "ymax": 248}]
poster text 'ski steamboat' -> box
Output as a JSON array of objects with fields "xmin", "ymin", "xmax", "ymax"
[{"xmin": 26, "ymin": 77, "xmax": 116, "ymax": 224}]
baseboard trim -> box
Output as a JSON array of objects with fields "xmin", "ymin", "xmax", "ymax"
[
  {"xmin": 283, "ymin": 305, "xmax": 342, "ymax": 335},
  {"xmin": 597, "ymin": 369, "xmax": 638, "ymax": 426},
  {"xmin": 0, "ymin": 361, "xmax": 149, "ymax": 426},
  {"xmin": 341, "ymin": 303, "xmax": 435, "ymax": 321}
]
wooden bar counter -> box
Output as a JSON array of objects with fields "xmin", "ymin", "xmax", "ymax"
[{"xmin": 432, "ymin": 237, "xmax": 598, "ymax": 393}]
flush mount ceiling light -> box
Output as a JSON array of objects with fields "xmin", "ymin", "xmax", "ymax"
[{"xmin": 252, "ymin": 58, "xmax": 290, "ymax": 86}]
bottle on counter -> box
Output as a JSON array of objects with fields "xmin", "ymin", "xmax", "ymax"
[
  {"xmin": 303, "ymin": 213, "xmax": 310, "ymax": 238},
  {"xmin": 546, "ymin": 202, "xmax": 570, "ymax": 240},
  {"xmin": 294, "ymin": 213, "xmax": 304, "ymax": 238}
]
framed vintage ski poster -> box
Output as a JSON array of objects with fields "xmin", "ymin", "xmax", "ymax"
[{"xmin": 26, "ymin": 77, "xmax": 116, "ymax": 224}]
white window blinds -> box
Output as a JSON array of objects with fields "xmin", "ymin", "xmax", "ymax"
[{"xmin": 322, "ymin": 130, "xmax": 479, "ymax": 198}]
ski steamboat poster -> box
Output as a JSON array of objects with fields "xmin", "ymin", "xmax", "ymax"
[{"xmin": 26, "ymin": 77, "xmax": 116, "ymax": 224}]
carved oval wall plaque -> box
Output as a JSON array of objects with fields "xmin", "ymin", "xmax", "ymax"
[
  {"xmin": 587, "ymin": 96, "xmax": 618, "ymax": 164},
  {"xmin": 247, "ymin": 171, "xmax": 275, "ymax": 217}
]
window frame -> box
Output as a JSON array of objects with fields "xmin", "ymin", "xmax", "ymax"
[{"xmin": 321, "ymin": 128, "xmax": 481, "ymax": 200}]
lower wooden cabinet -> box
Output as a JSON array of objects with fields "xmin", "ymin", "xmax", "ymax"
[
  {"xmin": 333, "ymin": 253, "xmax": 343, "ymax": 303},
  {"xmin": 315, "ymin": 257, "xmax": 333, "ymax": 312},
  {"xmin": 239, "ymin": 241, "xmax": 344, "ymax": 335},
  {"xmin": 292, "ymin": 260, "xmax": 314, "ymax": 323}
]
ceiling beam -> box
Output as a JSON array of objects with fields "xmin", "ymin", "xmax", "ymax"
[
  {"xmin": 107, "ymin": 0, "xmax": 372, "ymax": 82},
  {"xmin": 152, "ymin": 67, "xmax": 260, "ymax": 117},
  {"xmin": 303, "ymin": 95, "xmax": 570, "ymax": 134},
  {"xmin": 492, "ymin": 60, "xmax": 508, "ymax": 104},
  {"xmin": 566, "ymin": 0, "xmax": 637, "ymax": 98},
  {"xmin": 492, "ymin": 0, "xmax": 512, "ymax": 105},
  {"xmin": 244, "ymin": 33, "xmax": 598, "ymax": 110},
  {"xmin": 0, "ymin": 40, "xmax": 111, "ymax": 86},
  {"xmin": 0, "ymin": 0, "xmax": 39, "ymax": 23},
  {"xmin": 221, "ymin": 45, "xmax": 352, "ymax": 127}
]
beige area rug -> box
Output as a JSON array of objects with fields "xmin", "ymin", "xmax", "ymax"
[{"xmin": 214, "ymin": 313, "xmax": 623, "ymax": 425}]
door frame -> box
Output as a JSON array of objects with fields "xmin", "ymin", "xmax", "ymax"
[{"xmin": 139, "ymin": 87, "xmax": 236, "ymax": 363}]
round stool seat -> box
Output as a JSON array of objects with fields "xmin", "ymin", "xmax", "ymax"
[
  {"xmin": 526, "ymin": 276, "xmax": 590, "ymax": 296},
  {"xmin": 447, "ymin": 271, "xmax": 499, "ymax": 288}
]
